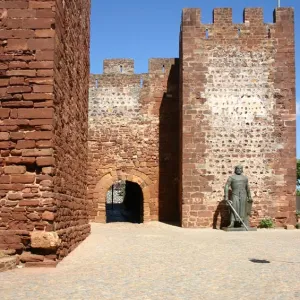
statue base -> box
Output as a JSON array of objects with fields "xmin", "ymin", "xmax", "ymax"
[{"xmin": 222, "ymin": 227, "xmax": 257, "ymax": 232}]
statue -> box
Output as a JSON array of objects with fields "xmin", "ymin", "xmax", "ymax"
[{"xmin": 224, "ymin": 165, "xmax": 253, "ymax": 228}]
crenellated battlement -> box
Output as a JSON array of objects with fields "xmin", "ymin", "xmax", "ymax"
[
  {"xmin": 213, "ymin": 8, "xmax": 233, "ymax": 25},
  {"xmin": 89, "ymin": 58, "xmax": 179, "ymax": 88},
  {"xmin": 148, "ymin": 58, "xmax": 178, "ymax": 74},
  {"xmin": 181, "ymin": 7, "xmax": 294, "ymax": 41},
  {"xmin": 182, "ymin": 7, "xmax": 294, "ymax": 27},
  {"xmin": 243, "ymin": 8, "xmax": 264, "ymax": 24},
  {"xmin": 103, "ymin": 59, "xmax": 134, "ymax": 74}
]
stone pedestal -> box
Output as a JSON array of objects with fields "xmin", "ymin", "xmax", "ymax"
[{"xmin": 222, "ymin": 227, "xmax": 257, "ymax": 232}]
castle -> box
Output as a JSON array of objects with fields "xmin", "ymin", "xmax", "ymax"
[{"xmin": 0, "ymin": 2, "xmax": 296, "ymax": 266}]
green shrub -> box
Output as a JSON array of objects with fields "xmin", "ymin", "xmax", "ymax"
[
  {"xmin": 259, "ymin": 218, "xmax": 274, "ymax": 228},
  {"xmin": 296, "ymin": 210, "xmax": 300, "ymax": 217},
  {"xmin": 296, "ymin": 223, "xmax": 300, "ymax": 229}
]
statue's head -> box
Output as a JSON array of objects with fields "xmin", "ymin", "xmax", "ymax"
[{"xmin": 234, "ymin": 165, "xmax": 243, "ymax": 175}]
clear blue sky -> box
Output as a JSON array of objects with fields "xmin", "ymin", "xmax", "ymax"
[{"xmin": 91, "ymin": 0, "xmax": 299, "ymax": 158}]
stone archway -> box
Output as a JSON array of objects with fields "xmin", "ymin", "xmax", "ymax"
[{"xmin": 92, "ymin": 170, "xmax": 153, "ymax": 223}]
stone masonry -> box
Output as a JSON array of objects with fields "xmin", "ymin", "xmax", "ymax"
[
  {"xmin": 180, "ymin": 8, "xmax": 296, "ymax": 228},
  {"xmin": 90, "ymin": 8, "xmax": 296, "ymax": 229},
  {"xmin": 0, "ymin": 0, "xmax": 91, "ymax": 265},
  {"xmin": 88, "ymin": 59, "xmax": 180, "ymax": 223},
  {"xmin": 0, "ymin": 4, "xmax": 297, "ymax": 264}
]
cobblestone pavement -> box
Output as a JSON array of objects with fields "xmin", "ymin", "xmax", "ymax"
[{"xmin": 1, "ymin": 223, "xmax": 300, "ymax": 300}]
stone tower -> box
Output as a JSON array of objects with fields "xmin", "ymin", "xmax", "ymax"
[{"xmin": 179, "ymin": 8, "xmax": 296, "ymax": 227}]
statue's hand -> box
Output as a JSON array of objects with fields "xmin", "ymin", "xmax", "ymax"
[{"xmin": 226, "ymin": 200, "xmax": 233, "ymax": 206}]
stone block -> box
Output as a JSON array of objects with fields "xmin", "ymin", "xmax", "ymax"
[
  {"xmin": 36, "ymin": 156, "xmax": 55, "ymax": 166},
  {"xmin": 285, "ymin": 225, "xmax": 295, "ymax": 230},
  {"xmin": 25, "ymin": 260, "xmax": 58, "ymax": 268},
  {"xmin": 30, "ymin": 231, "xmax": 61, "ymax": 249},
  {"xmin": 0, "ymin": 256, "xmax": 17, "ymax": 273},
  {"xmin": 20, "ymin": 252, "xmax": 44, "ymax": 263},
  {"xmin": 42, "ymin": 211, "xmax": 54, "ymax": 221},
  {"xmin": 4, "ymin": 166, "xmax": 26, "ymax": 174}
]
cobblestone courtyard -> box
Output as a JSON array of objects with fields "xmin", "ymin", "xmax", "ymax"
[{"xmin": 1, "ymin": 223, "xmax": 299, "ymax": 300}]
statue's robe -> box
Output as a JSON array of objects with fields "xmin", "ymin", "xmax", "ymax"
[{"xmin": 226, "ymin": 175, "xmax": 251, "ymax": 224}]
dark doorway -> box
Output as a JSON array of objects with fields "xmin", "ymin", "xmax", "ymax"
[{"xmin": 106, "ymin": 180, "xmax": 143, "ymax": 223}]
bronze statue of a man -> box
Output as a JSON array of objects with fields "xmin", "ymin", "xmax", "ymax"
[{"xmin": 224, "ymin": 165, "xmax": 253, "ymax": 228}]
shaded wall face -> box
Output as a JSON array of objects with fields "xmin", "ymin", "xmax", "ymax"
[
  {"xmin": 158, "ymin": 63, "xmax": 180, "ymax": 222},
  {"xmin": 0, "ymin": 0, "xmax": 91, "ymax": 261},
  {"xmin": 88, "ymin": 59, "xmax": 180, "ymax": 223},
  {"xmin": 180, "ymin": 8, "xmax": 296, "ymax": 228}
]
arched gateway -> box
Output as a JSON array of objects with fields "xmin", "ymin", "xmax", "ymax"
[{"xmin": 92, "ymin": 170, "xmax": 153, "ymax": 223}]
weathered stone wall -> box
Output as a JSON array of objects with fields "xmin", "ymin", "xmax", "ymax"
[
  {"xmin": 0, "ymin": 4, "xmax": 295, "ymax": 254},
  {"xmin": 0, "ymin": 0, "xmax": 57, "ymax": 254},
  {"xmin": 53, "ymin": 0, "xmax": 91, "ymax": 259},
  {"xmin": 88, "ymin": 59, "xmax": 180, "ymax": 223},
  {"xmin": 0, "ymin": 0, "xmax": 91, "ymax": 263},
  {"xmin": 180, "ymin": 8, "xmax": 296, "ymax": 228}
]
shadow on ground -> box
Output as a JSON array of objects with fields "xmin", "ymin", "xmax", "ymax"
[{"xmin": 249, "ymin": 258, "xmax": 271, "ymax": 264}]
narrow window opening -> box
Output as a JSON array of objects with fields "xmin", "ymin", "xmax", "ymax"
[
  {"xmin": 268, "ymin": 28, "xmax": 271, "ymax": 38},
  {"xmin": 140, "ymin": 78, "xmax": 144, "ymax": 87},
  {"xmin": 95, "ymin": 79, "xmax": 98, "ymax": 88},
  {"xmin": 205, "ymin": 28, "xmax": 209, "ymax": 39},
  {"xmin": 162, "ymin": 65, "xmax": 165, "ymax": 73},
  {"xmin": 238, "ymin": 28, "xmax": 241, "ymax": 37},
  {"xmin": 120, "ymin": 65, "xmax": 123, "ymax": 73}
]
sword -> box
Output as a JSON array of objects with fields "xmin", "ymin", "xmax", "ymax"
[{"xmin": 226, "ymin": 200, "xmax": 249, "ymax": 231}]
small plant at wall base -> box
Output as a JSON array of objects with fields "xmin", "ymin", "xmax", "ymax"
[
  {"xmin": 296, "ymin": 223, "xmax": 300, "ymax": 229},
  {"xmin": 259, "ymin": 218, "xmax": 274, "ymax": 228}
]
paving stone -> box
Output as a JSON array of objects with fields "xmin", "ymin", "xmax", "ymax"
[{"xmin": 0, "ymin": 222, "xmax": 299, "ymax": 299}]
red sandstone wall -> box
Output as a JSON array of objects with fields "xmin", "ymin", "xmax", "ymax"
[
  {"xmin": 180, "ymin": 8, "xmax": 296, "ymax": 228},
  {"xmin": 0, "ymin": 0, "xmax": 91, "ymax": 262},
  {"xmin": 0, "ymin": 0, "xmax": 56, "ymax": 253},
  {"xmin": 53, "ymin": 0, "xmax": 91, "ymax": 259},
  {"xmin": 88, "ymin": 59, "xmax": 180, "ymax": 223}
]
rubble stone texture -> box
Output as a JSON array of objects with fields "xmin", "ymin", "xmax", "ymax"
[
  {"xmin": 89, "ymin": 8, "xmax": 296, "ymax": 229},
  {"xmin": 0, "ymin": 4, "xmax": 297, "ymax": 263},
  {"xmin": 0, "ymin": 0, "xmax": 91, "ymax": 262},
  {"xmin": 180, "ymin": 8, "xmax": 296, "ymax": 228},
  {"xmin": 88, "ymin": 59, "xmax": 180, "ymax": 223}
]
